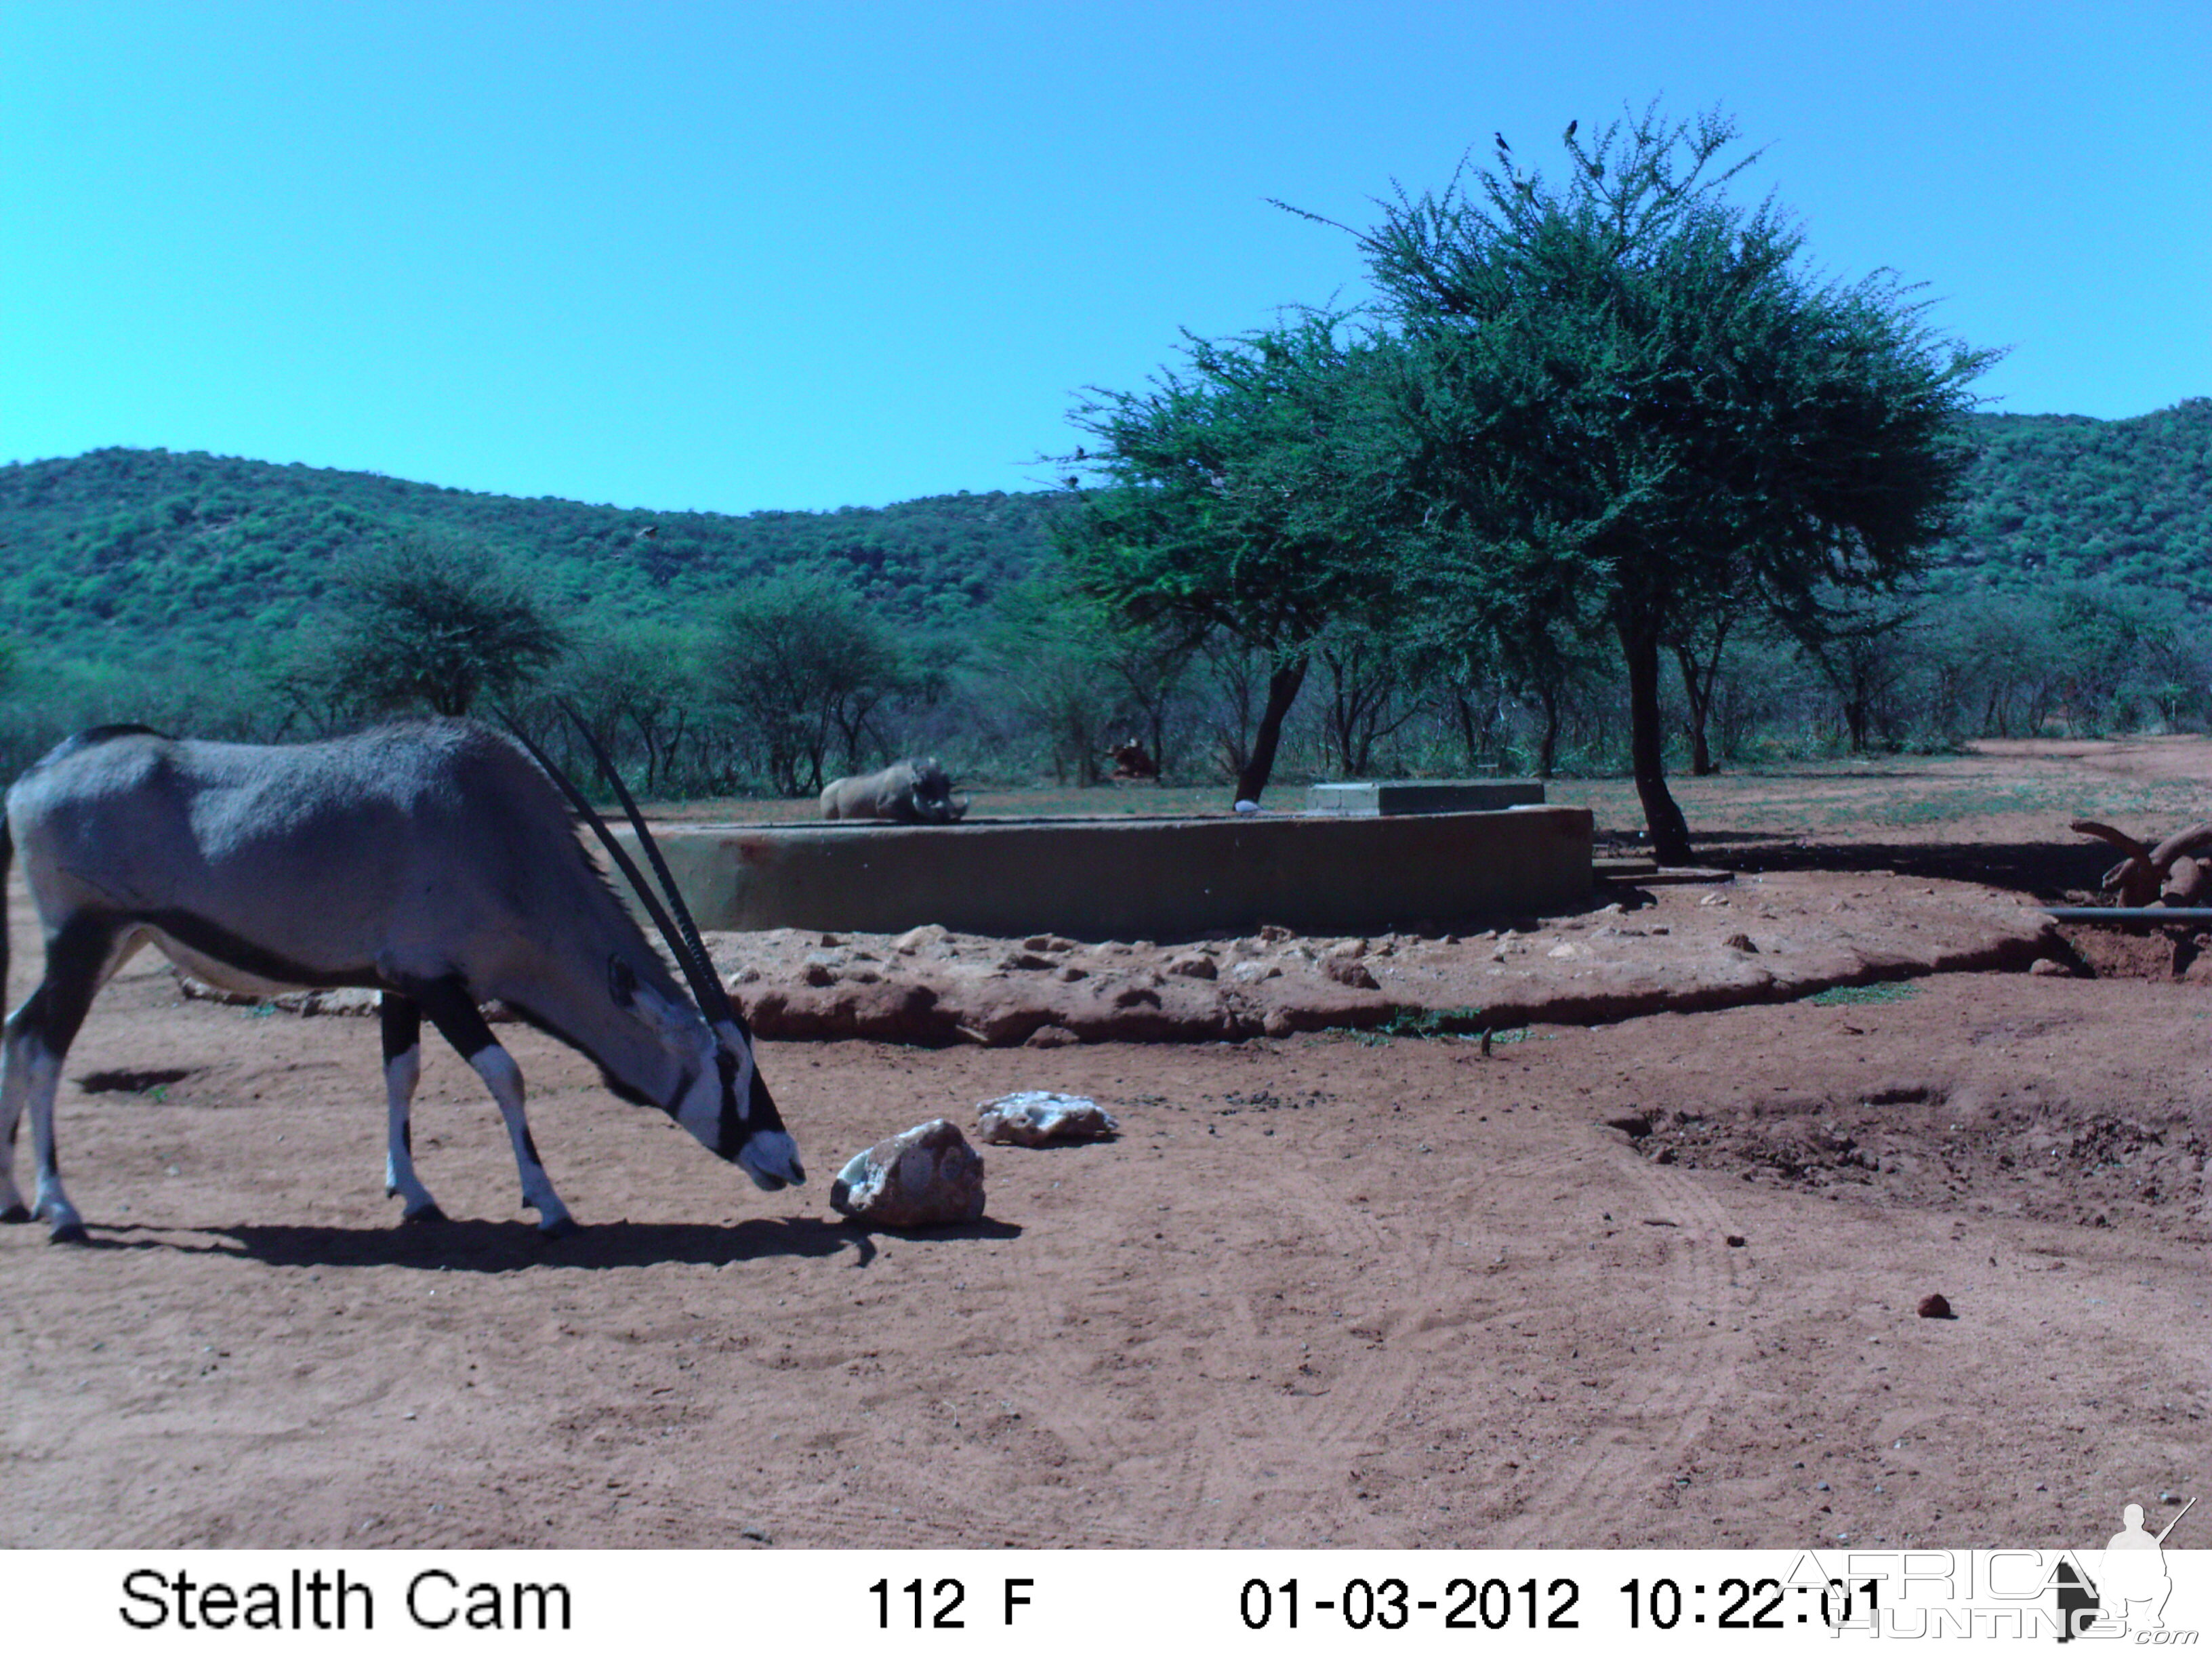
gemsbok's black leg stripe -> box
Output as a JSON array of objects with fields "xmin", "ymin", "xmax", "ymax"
[
  {"xmin": 407, "ymin": 977, "xmax": 497, "ymax": 1059},
  {"xmin": 377, "ymin": 989, "xmax": 442, "ymax": 1224},
  {"xmin": 11, "ymin": 912, "xmax": 122, "ymax": 1056},
  {"xmin": 380, "ymin": 994, "xmax": 422, "ymax": 1063},
  {"xmin": 404, "ymin": 974, "xmax": 573, "ymax": 1233},
  {"xmin": 6, "ymin": 909, "xmax": 118, "ymax": 1242}
]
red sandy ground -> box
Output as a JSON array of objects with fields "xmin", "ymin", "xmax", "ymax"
[{"xmin": 1, "ymin": 740, "xmax": 2207, "ymax": 1549}]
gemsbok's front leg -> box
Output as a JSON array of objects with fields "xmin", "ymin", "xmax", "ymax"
[
  {"xmin": 2, "ymin": 914, "xmax": 122, "ymax": 1242},
  {"xmin": 378, "ymin": 993, "xmax": 445, "ymax": 1223},
  {"xmin": 410, "ymin": 977, "xmax": 576, "ymax": 1237}
]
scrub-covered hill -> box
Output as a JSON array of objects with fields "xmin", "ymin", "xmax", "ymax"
[
  {"xmin": 1930, "ymin": 398, "xmax": 2212, "ymax": 601},
  {"xmin": 4, "ymin": 401, "xmax": 2208, "ymax": 674},
  {"xmin": 5, "ymin": 402, "xmax": 2209, "ymax": 673},
  {"xmin": 0, "ymin": 446, "xmax": 1064, "ymax": 669}
]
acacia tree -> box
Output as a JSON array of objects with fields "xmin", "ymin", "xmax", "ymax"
[
  {"xmin": 1342, "ymin": 105, "xmax": 1992, "ymax": 859},
  {"xmin": 708, "ymin": 571, "xmax": 911, "ymax": 795},
  {"xmin": 1668, "ymin": 600, "xmax": 1738, "ymax": 775},
  {"xmin": 548, "ymin": 622, "xmax": 698, "ymax": 794},
  {"xmin": 1056, "ymin": 314, "xmax": 1406, "ymax": 804},
  {"xmin": 1793, "ymin": 588, "xmax": 1918, "ymax": 752},
  {"xmin": 1099, "ymin": 612, "xmax": 1197, "ymax": 784},
  {"xmin": 1405, "ymin": 522, "xmax": 1614, "ymax": 778},
  {"xmin": 1314, "ymin": 618, "xmax": 1429, "ymax": 777},
  {"xmin": 295, "ymin": 535, "xmax": 567, "ymax": 720},
  {"xmin": 975, "ymin": 575, "xmax": 1124, "ymax": 785}
]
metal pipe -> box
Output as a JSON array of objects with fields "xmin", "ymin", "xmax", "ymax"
[{"xmin": 2041, "ymin": 906, "xmax": 2212, "ymax": 924}]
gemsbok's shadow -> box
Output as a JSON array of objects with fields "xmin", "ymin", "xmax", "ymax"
[{"xmin": 71, "ymin": 1213, "xmax": 998, "ymax": 1271}]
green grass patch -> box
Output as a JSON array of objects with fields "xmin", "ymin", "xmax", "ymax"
[
  {"xmin": 1803, "ymin": 981, "xmax": 1922, "ymax": 1006},
  {"xmin": 1348, "ymin": 1010, "xmax": 1537, "ymax": 1044},
  {"xmin": 1378, "ymin": 1006, "xmax": 1488, "ymax": 1038}
]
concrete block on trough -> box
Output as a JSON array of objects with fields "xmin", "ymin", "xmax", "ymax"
[{"xmin": 1305, "ymin": 779, "xmax": 1546, "ymax": 815}]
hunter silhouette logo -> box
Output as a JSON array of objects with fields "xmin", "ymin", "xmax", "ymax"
[{"xmin": 2060, "ymin": 1494, "xmax": 2196, "ymax": 1640}]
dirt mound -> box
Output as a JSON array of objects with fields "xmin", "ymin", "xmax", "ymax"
[
  {"xmin": 1627, "ymin": 1092, "xmax": 2208, "ymax": 1235},
  {"xmin": 2053, "ymin": 918, "xmax": 2212, "ymax": 983},
  {"xmin": 711, "ymin": 872, "xmax": 2057, "ymax": 1044}
]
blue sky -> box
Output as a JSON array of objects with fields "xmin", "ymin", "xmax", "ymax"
[{"xmin": 5, "ymin": 1, "xmax": 2206, "ymax": 514}]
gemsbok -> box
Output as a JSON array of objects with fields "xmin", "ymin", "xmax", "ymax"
[{"xmin": 0, "ymin": 716, "xmax": 802, "ymax": 1242}]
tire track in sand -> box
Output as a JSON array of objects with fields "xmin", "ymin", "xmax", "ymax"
[
  {"xmin": 994, "ymin": 1126, "xmax": 1443, "ymax": 1547},
  {"xmin": 1489, "ymin": 1141, "xmax": 1758, "ymax": 1545}
]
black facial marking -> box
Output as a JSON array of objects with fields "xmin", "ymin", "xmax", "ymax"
[
  {"xmin": 714, "ymin": 1048, "xmax": 744, "ymax": 1158},
  {"xmin": 748, "ymin": 1065, "xmax": 785, "ymax": 1133}
]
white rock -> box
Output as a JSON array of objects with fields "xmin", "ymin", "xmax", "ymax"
[
  {"xmin": 975, "ymin": 1091, "xmax": 1120, "ymax": 1147},
  {"xmin": 829, "ymin": 1120, "xmax": 986, "ymax": 1227}
]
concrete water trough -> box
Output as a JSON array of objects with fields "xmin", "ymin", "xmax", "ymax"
[
  {"xmin": 1305, "ymin": 779, "xmax": 1547, "ymax": 815},
  {"xmin": 617, "ymin": 802, "xmax": 1593, "ymax": 941}
]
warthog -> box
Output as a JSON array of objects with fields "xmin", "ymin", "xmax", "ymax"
[{"xmin": 819, "ymin": 758, "xmax": 970, "ymax": 823}]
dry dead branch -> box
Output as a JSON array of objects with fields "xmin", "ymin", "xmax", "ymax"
[{"xmin": 2070, "ymin": 819, "xmax": 2212, "ymax": 907}]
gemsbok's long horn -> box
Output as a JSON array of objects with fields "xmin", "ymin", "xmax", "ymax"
[
  {"xmin": 499, "ymin": 712, "xmax": 730, "ymax": 1021},
  {"xmin": 554, "ymin": 702, "xmax": 739, "ymax": 1026}
]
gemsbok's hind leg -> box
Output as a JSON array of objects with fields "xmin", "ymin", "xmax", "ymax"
[
  {"xmin": 0, "ymin": 1043, "xmax": 38, "ymax": 1224},
  {"xmin": 1, "ymin": 914, "xmax": 123, "ymax": 1242},
  {"xmin": 378, "ymin": 993, "xmax": 445, "ymax": 1223},
  {"xmin": 411, "ymin": 977, "xmax": 576, "ymax": 1237}
]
